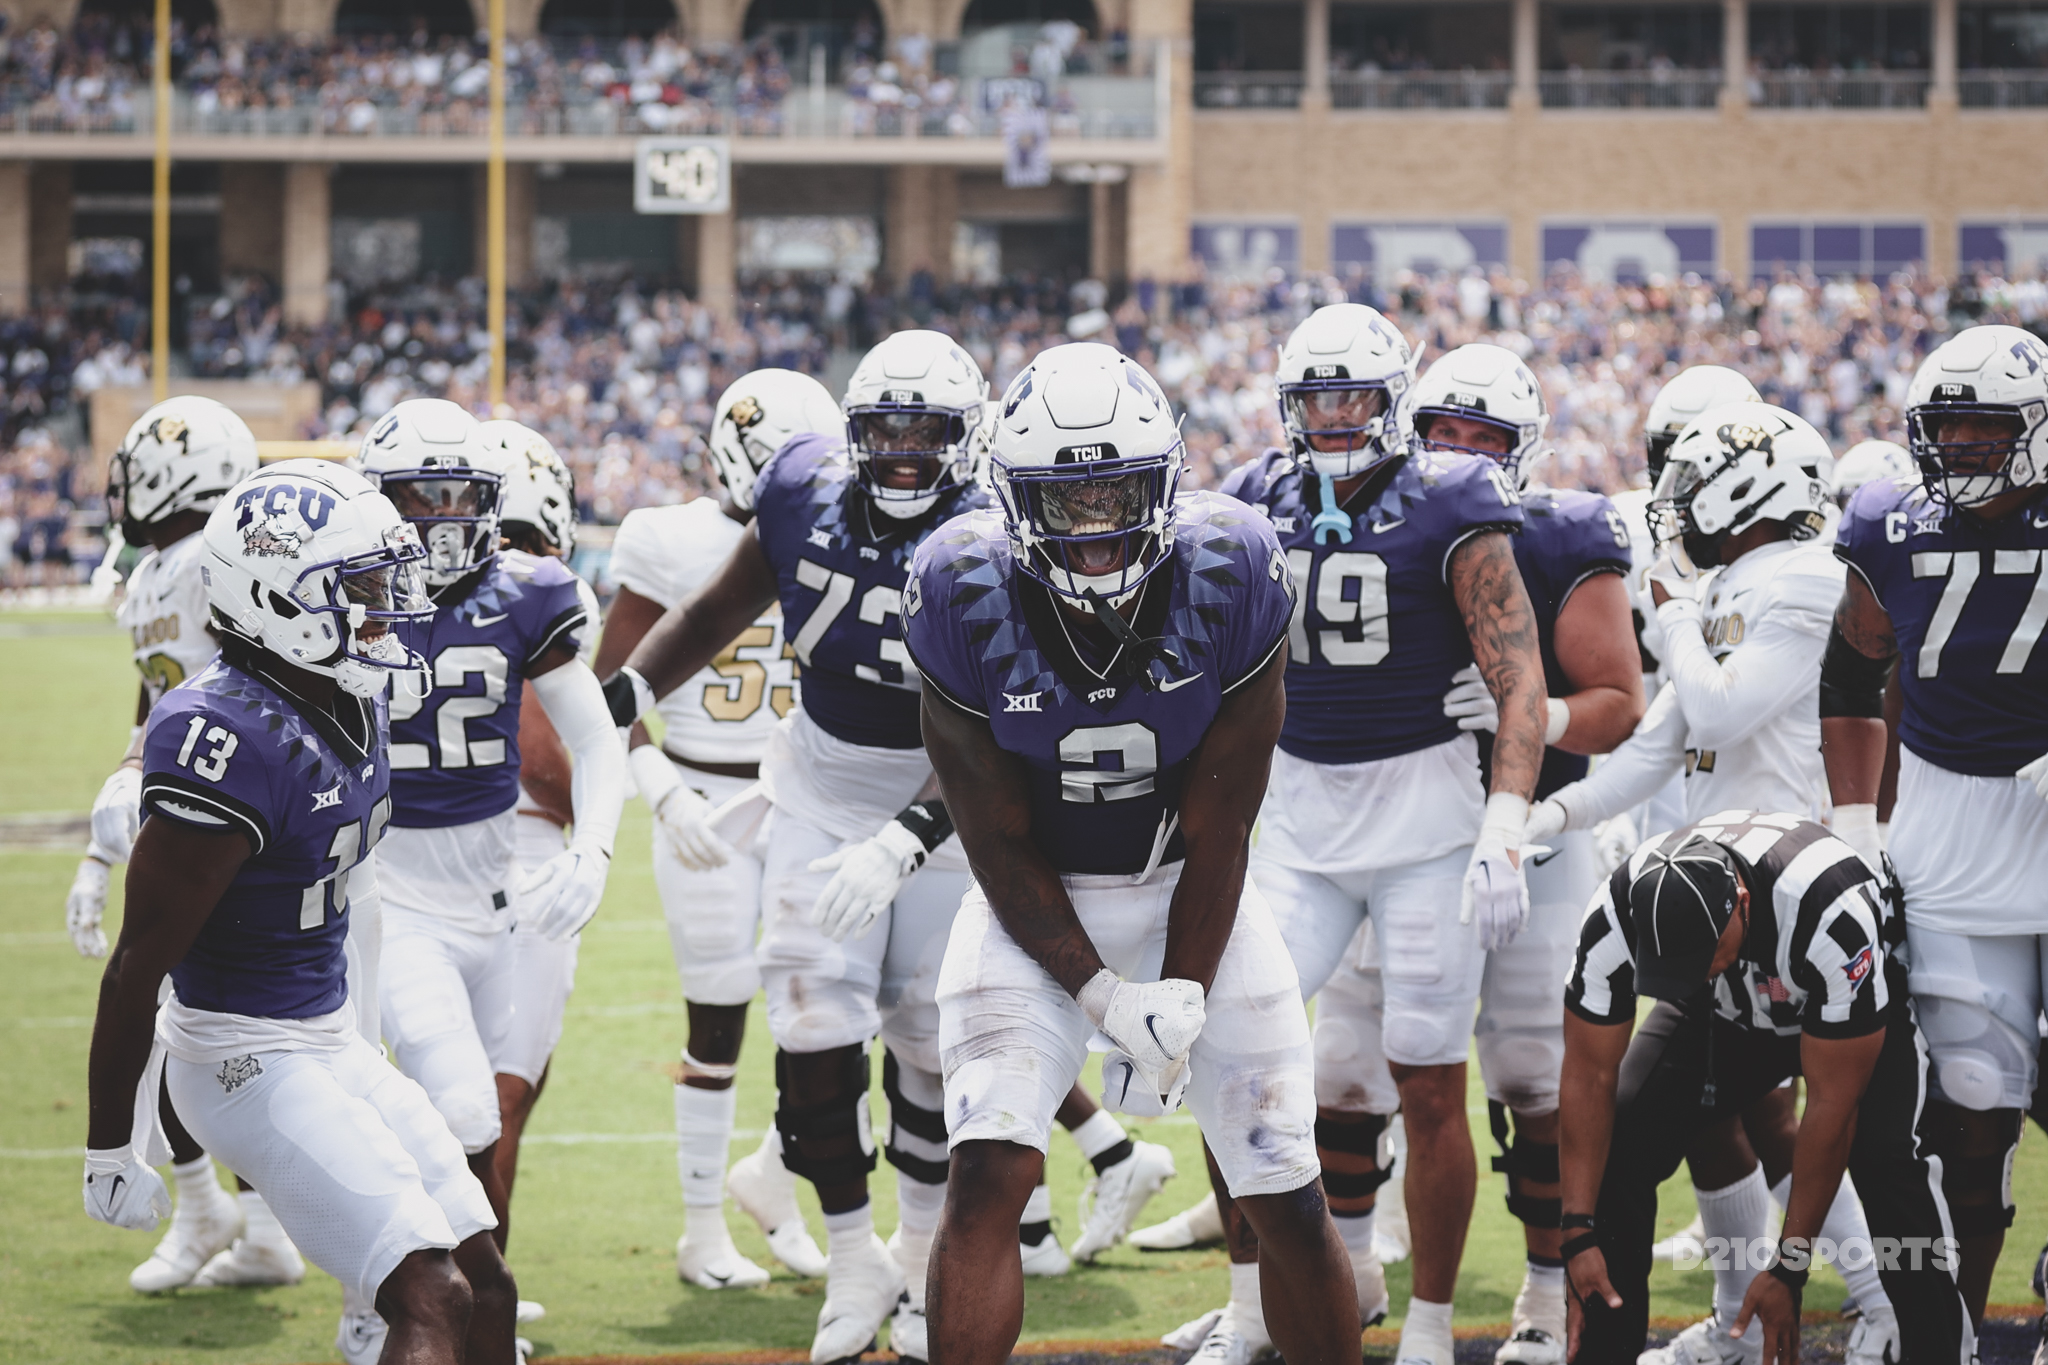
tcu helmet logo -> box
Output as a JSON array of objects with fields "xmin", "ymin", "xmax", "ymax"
[{"xmin": 233, "ymin": 481, "xmax": 337, "ymax": 559}]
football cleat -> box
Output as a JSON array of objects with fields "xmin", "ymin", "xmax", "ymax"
[
  {"xmin": 517, "ymin": 1299, "xmax": 546, "ymax": 1324},
  {"xmin": 336, "ymin": 1307, "xmax": 389, "ymax": 1365},
  {"xmin": 1636, "ymin": 1312, "xmax": 1762, "ymax": 1365},
  {"xmin": 729, "ymin": 1135, "xmax": 828, "ymax": 1277},
  {"xmin": 1493, "ymin": 1268, "xmax": 1566, "ymax": 1365},
  {"xmin": 189, "ymin": 1235, "xmax": 306, "ymax": 1287},
  {"xmin": 811, "ymin": 1233, "xmax": 905, "ymax": 1365},
  {"xmin": 129, "ymin": 1187, "xmax": 242, "ymax": 1293},
  {"xmin": 1019, "ymin": 1228, "xmax": 1071, "ymax": 1277},
  {"xmin": 1163, "ymin": 1307, "xmax": 1225, "ymax": 1352},
  {"xmin": 891, "ymin": 1291, "xmax": 928, "ymax": 1364},
  {"xmin": 1071, "ymin": 1139, "xmax": 1177, "ymax": 1262},
  {"xmin": 1651, "ymin": 1213, "xmax": 1706, "ymax": 1263},
  {"xmin": 1186, "ymin": 1304, "xmax": 1276, "ymax": 1365},
  {"xmin": 676, "ymin": 1231, "xmax": 772, "ymax": 1290},
  {"xmin": 1128, "ymin": 1189, "xmax": 1224, "ymax": 1251},
  {"xmin": 1843, "ymin": 1306, "xmax": 1899, "ymax": 1365},
  {"xmin": 1353, "ymin": 1240, "xmax": 1390, "ymax": 1327}
]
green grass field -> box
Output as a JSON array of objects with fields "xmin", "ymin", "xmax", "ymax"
[{"xmin": 3, "ymin": 609, "xmax": 2046, "ymax": 1364}]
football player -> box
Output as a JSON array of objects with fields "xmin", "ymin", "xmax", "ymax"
[
  {"xmin": 1558, "ymin": 813, "xmax": 1969, "ymax": 1365},
  {"xmin": 355, "ymin": 399, "xmax": 625, "ymax": 1329},
  {"xmin": 905, "ymin": 341, "xmax": 1358, "ymax": 1365},
  {"xmin": 82, "ymin": 459, "xmax": 520, "ymax": 1365},
  {"xmin": 1824, "ymin": 324, "xmax": 2048, "ymax": 1325},
  {"xmin": 1199, "ymin": 304, "xmax": 1548, "ymax": 1365},
  {"xmin": 70, "ymin": 397, "xmax": 313, "ymax": 1295},
  {"xmin": 605, "ymin": 332, "xmax": 997, "ymax": 1365},
  {"xmin": 1831, "ymin": 439, "xmax": 1914, "ymax": 510},
  {"xmin": 1400, "ymin": 345, "xmax": 1644, "ymax": 1363},
  {"xmin": 1525, "ymin": 402, "xmax": 1908, "ymax": 1364},
  {"xmin": 597, "ymin": 369, "xmax": 839, "ymax": 1289}
]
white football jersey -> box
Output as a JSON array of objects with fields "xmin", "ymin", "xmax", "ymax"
[
  {"xmin": 610, "ymin": 498, "xmax": 797, "ymax": 765},
  {"xmin": 117, "ymin": 531, "xmax": 218, "ymax": 707}
]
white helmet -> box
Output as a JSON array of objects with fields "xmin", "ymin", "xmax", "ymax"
[
  {"xmin": 1650, "ymin": 402, "xmax": 1832, "ymax": 571},
  {"xmin": 355, "ymin": 398, "xmax": 503, "ymax": 587},
  {"xmin": 707, "ymin": 369, "xmax": 843, "ymax": 512},
  {"xmin": 481, "ymin": 419, "xmax": 578, "ymax": 557},
  {"xmin": 1833, "ymin": 439, "xmax": 1914, "ymax": 507},
  {"xmin": 989, "ymin": 342, "xmax": 1185, "ymax": 608},
  {"xmin": 843, "ymin": 330, "xmax": 988, "ymax": 520},
  {"xmin": 108, "ymin": 396, "xmax": 260, "ymax": 541},
  {"xmin": 1644, "ymin": 365, "xmax": 1762, "ymax": 485},
  {"xmin": 1905, "ymin": 324, "xmax": 2048, "ymax": 511},
  {"xmin": 1275, "ymin": 303, "xmax": 1418, "ymax": 480},
  {"xmin": 202, "ymin": 460, "xmax": 433, "ymax": 699},
  {"xmin": 1406, "ymin": 344, "xmax": 1549, "ymax": 486}
]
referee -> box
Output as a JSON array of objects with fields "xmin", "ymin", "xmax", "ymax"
[{"xmin": 1556, "ymin": 811, "xmax": 1969, "ymax": 1364}]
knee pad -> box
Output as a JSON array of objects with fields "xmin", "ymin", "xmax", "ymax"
[
  {"xmin": 1488, "ymin": 1101, "xmax": 1561, "ymax": 1230},
  {"xmin": 1914, "ymin": 993, "xmax": 2037, "ymax": 1111},
  {"xmin": 1922, "ymin": 1104, "xmax": 2022, "ymax": 1236},
  {"xmin": 1315, "ymin": 1112, "xmax": 1392, "ymax": 1200},
  {"xmin": 774, "ymin": 1047, "xmax": 878, "ymax": 1188},
  {"xmin": 882, "ymin": 1048, "xmax": 949, "ymax": 1185}
]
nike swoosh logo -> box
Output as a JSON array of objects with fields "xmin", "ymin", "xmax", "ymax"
[
  {"xmin": 1144, "ymin": 1013, "xmax": 1171, "ymax": 1053},
  {"xmin": 108, "ymin": 1173, "xmax": 125, "ymax": 1206},
  {"xmin": 1156, "ymin": 672, "xmax": 1204, "ymax": 693},
  {"xmin": 703, "ymin": 1269, "xmax": 732, "ymax": 1284},
  {"xmin": 471, "ymin": 612, "xmax": 509, "ymax": 627},
  {"xmin": 1530, "ymin": 848, "xmax": 1561, "ymax": 868},
  {"xmin": 1372, "ymin": 518, "xmax": 1406, "ymax": 534}
]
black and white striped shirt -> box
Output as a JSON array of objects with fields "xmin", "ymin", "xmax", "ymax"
[{"xmin": 1564, "ymin": 810, "xmax": 1893, "ymax": 1039}]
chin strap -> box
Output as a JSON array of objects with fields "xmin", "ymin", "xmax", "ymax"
[
  {"xmin": 1082, "ymin": 587, "xmax": 1183, "ymax": 690},
  {"xmin": 1312, "ymin": 471, "xmax": 1354, "ymax": 545}
]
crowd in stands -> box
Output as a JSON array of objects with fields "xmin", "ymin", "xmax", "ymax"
[{"xmin": 8, "ymin": 261, "xmax": 2048, "ymax": 588}]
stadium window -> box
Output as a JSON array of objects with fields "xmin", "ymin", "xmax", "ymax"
[
  {"xmin": 1326, "ymin": 3, "xmax": 1511, "ymax": 74},
  {"xmin": 538, "ymin": 0, "xmax": 682, "ymax": 40},
  {"xmin": 743, "ymin": 0, "xmax": 886, "ymax": 81},
  {"xmin": 1747, "ymin": 4, "xmax": 1930, "ymax": 72},
  {"xmin": 1748, "ymin": 220, "xmax": 1926, "ymax": 276},
  {"xmin": 75, "ymin": 0, "xmax": 219, "ymax": 27},
  {"xmin": 1193, "ymin": 0, "xmax": 1306, "ymax": 71},
  {"xmin": 960, "ymin": 0, "xmax": 1100, "ymax": 35},
  {"xmin": 333, "ymin": 0, "xmax": 478, "ymax": 38},
  {"xmin": 1539, "ymin": 4, "xmax": 1723, "ymax": 71}
]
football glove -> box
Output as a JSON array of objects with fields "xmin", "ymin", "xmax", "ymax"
[
  {"xmin": 1100, "ymin": 1049, "xmax": 1190, "ymax": 1117},
  {"xmin": 66, "ymin": 856, "xmax": 110, "ymax": 958},
  {"xmin": 1442, "ymin": 664, "xmax": 1498, "ymax": 733},
  {"xmin": 1646, "ymin": 545, "xmax": 1702, "ymax": 604},
  {"xmin": 1080, "ymin": 972, "xmax": 1205, "ymax": 1102},
  {"xmin": 1524, "ymin": 796, "xmax": 1569, "ymax": 846},
  {"xmin": 90, "ymin": 766, "xmax": 142, "ymax": 864},
  {"xmin": 83, "ymin": 1147, "xmax": 170, "ymax": 1230},
  {"xmin": 1829, "ymin": 802, "xmax": 1885, "ymax": 875},
  {"xmin": 1462, "ymin": 793, "xmax": 1531, "ymax": 952},
  {"xmin": 809, "ymin": 821, "xmax": 928, "ymax": 943},
  {"xmin": 1591, "ymin": 812, "xmax": 1639, "ymax": 880},
  {"xmin": 519, "ymin": 843, "xmax": 610, "ymax": 941},
  {"xmin": 629, "ymin": 744, "xmax": 732, "ymax": 871}
]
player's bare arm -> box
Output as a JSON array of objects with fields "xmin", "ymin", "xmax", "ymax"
[
  {"xmin": 87, "ymin": 816, "xmax": 250, "ymax": 1151},
  {"xmin": 618, "ymin": 527, "xmax": 779, "ymax": 701},
  {"xmin": 1557, "ymin": 1011, "xmax": 1630, "ymax": 1351},
  {"xmin": 1449, "ymin": 529, "xmax": 1548, "ymax": 799},
  {"xmin": 1160, "ymin": 647, "xmax": 1286, "ymax": 993},
  {"xmin": 920, "ymin": 688, "xmax": 1105, "ymax": 998},
  {"xmin": 1820, "ymin": 571, "xmax": 1897, "ymax": 809},
  {"xmin": 1549, "ymin": 573, "xmax": 1646, "ymax": 756}
]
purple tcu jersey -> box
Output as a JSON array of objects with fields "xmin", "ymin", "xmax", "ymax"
[
  {"xmin": 905, "ymin": 492, "xmax": 1294, "ymax": 876},
  {"xmin": 388, "ymin": 549, "xmax": 587, "ymax": 827},
  {"xmin": 140, "ymin": 640, "xmax": 391, "ymax": 1020},
  {"xmin": 1838, "ymin": 478, "xmax": 2048, "ymax": 776},
  {"xmin": 1219, "ymin": 448, "xmax": 1524, "ymax": 765},
  {"xmin": 1477, "ymin": 487, "xmax": 1633, "ymax": 798},
  {"xmin": 754, "ymin": 431, "xmax": 989, "ymax": 750}
]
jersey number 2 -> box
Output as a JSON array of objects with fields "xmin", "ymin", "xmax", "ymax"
[
  {"xmin": 389, "ymin": 646, "xmax": 510, "ymax": 770},
  {"xmin": 1285, "ymin": 549, "xmax": 1390, "ymax": 667}
]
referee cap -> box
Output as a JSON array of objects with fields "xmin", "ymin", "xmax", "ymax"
[{"xmin": 1627, "ymin": 834, "xmax": 1742, "ymax": 1001}]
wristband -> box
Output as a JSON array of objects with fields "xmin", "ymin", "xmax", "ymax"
[
  {"xmin": 1765, "ymin": 1259, "xmax": 1809, "ymax": 1293},
  {"xmin": 1561, "ymin": 1212, "xmax": 1596, "ymax": 1231},
  {"xmin": 602, "ymin": 666, "xmax": 656, "ymax": 728},
  {"xmin": 1561, "ymin": 1231, "xmax": 1600, "ymax": 1262},
  {"xmin": 893, "ymin": 798, "xmax": 954, "ymax": 855},
  {"xmin": 1544, "ymin": 697, "xmax": 1571, "ymax": 746},
  {"xmin": 1077, "ymin": 969, "xmax": 1120, "ymax": 1030}
]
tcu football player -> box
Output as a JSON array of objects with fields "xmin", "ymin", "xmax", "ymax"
[
  {"xmin": 1825, "ymin": 324, "xmax": 2048, "ymax": 1325},
  {"xmin": 82, "ymin": 459, "xmax": 519, "ymax": 1365},
  {"xmin": 597, "ymin": 369, "xmax": 839, "ymax": 1289},
  {"xmin": 71, "ymin": 397, "xmax": 315, "ymax": 1296},
  {"xmin": 1200, "ymin": 305, "xmax": 1548, "ymax": 1365},
  {"xmin": 1402, "ymin": 345, "xmax": 1644, "ymax": 1363},
  {"xmin": 904, "ymin": 342, "xmax": 1358, "ymax": 1365},
  {"xmin": 354, "ymin": 400, "xmax": 624, "ymax": 1350}
]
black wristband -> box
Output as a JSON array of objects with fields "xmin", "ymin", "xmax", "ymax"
[
  {"xmin": 1766, "ymin": 1239, "xmax": 1811, "ymax": 1293},
  {"xmin": 1561, "ymin": 1213, "xmax": 1597, "ymax": 1232},
  {"xmin": 602, "ymin": 669, "xmax": 643, "ymax": 727},
  {"xmin": 1560, "ymin": 1232, "xmax": 1600, "ymax": 1263},
  {"xmin": 895, "ymin": 798, "xmax": 954, "ymax": 854}
]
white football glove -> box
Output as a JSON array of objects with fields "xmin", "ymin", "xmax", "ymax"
[
  {"xmin": 90, "ymin": 766, "xmax": 142, "ymax": 864},
  {"xmin": 1080, "ymin": 972, "xmax": 1206, "ymax": 1101},
  {"xmin": 808, "ymin": 820, "xmax": 927, "ymax": 943},
  {"xmin": 1646, "ymin": 545, "xmax": 1701, "ymax": 605},
  {"xmin": 1442, "ymin": 663, "xmax": 1498, "ymax": 733},
  {"xmin": 2019, "ymin": 752, "xmax": 2048, "ymax": 805},
  {"xmin": 629, "ymin": 744, "xmax": 732, "ymax": 871},
  {"xmin": 1829, "ymin": 802, "xmax": 1885, "ymax": 875},
  {"xmin": 83, "ymin": 1147, "xmax": 170, "ymax": 1230},
  {"xmin": 1100, "ymin": 1049, "xmax": 1190, "ymax": 1117},
  {"xmin": 66, "ymin": 857, "xmax": 110, "ymax": 958},
  {"xmin": 1591, "ymin": 812, "xmax": 1639, "ymax": 879},
  {"xmin": 1524, "ymin": 795, "xmax": 1569, "ymax": 846},
  {"xmin": 518, "ymin": 843, "xmax": 610, "ymax": 941},
  {"xmin": 1462, "ymin": 793, "xmax": 1531, "ymax": 952}
]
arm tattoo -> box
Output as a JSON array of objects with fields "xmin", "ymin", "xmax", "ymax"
[
  {"xmin": 1450, "ymin": 530, "xmax": 1547, "ymax": 798},
  {"xmin": 1836, "ymin": 573, "xmax": 1898, "ymax": 660}
]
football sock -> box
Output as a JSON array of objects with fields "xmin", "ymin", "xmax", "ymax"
[
  {"xmin": 824, "ymin": 1203, "xmax": 875, "ymax": 1260},
  {"xmin": 1772, "ymin": 1173, "xmax": 1891, "ymax": 1313},
  {"xmin": 240, "ymin": 1190, "xmax": 289, "ymax": 1251},
  {"xmin": 1334, "ymin": 1208, "xmax": 1377, "ymax": 1258},
  {"xmin": 1019, "ymin": 1181, "xmax": 1053, "ymax": 1245},
  {"xmin": 1069, "ymin": 1110, "xmax": 1133, "ymax": 1174},
  {"xmin": 1698, "ymin": 1166, "xmax": 1770, "ymax": 1325},
  {"xmin": 170, "ymin": 1157, "xmax": 225, "ymax": 1216},
  {"xmin": 1401, "ymin": 1296, "xmax": 1455, "ymax": 1352},
  {"xmin": 897, "ymin": 1170, "xmax": 946, "ymax": 1246},
  {"xmin": 674, "ymin": 1083, "xmax": 738, "ymax": 1239}
]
